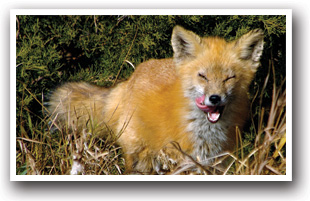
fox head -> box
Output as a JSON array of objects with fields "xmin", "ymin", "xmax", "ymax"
[{"xmin": 171, "ymin": 26, "xmax": 264, "ymax": 123}]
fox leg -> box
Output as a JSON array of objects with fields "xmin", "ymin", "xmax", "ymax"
[{"xmin": 117, "ymin": 129, "xmax": 154, "ymax": 174}]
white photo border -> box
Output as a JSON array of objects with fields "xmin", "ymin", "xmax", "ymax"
[{"xmin": 10, "ymin": 9, "xmax": 292, "ymax": 181}]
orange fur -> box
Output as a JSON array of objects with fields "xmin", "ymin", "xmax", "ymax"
[{"xmin": 49, "ymin": 26, "xmax": 264, "ymax": 174}]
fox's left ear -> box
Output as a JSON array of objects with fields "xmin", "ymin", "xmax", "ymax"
[{"xmin": 235, "ymin": 29, "xmax": 264, "ymax": 69}]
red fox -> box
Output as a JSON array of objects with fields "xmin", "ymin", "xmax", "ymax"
[{"xmin": 49, "ymin": 26, "xmax": 264, "ymax": 174}]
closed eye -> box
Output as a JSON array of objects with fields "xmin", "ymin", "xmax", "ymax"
[
  {"xmin": 223, "ymin": 75, "xmax": 236, "ymax": 82},
  {"xmin": 198, "ymin": 73, "xmax": 208, "ymax": 81}
]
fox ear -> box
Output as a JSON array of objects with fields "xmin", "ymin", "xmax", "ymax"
[
  {"xmin": 171, "ymin": 26, "xmax": 202, "ymax": 65},
  {"xmin": 235, "ymin": 29, "xmax": 264, "ymax": 69}
]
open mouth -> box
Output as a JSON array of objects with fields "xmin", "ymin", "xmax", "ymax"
[{"xmin": 195, "ymin": 95, "xmax": 225, "ymax": 123}]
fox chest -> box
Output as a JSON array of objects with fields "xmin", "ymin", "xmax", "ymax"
[{"xmin": 187, "ymin": 113, "xmax": 229, "ymax": 163}]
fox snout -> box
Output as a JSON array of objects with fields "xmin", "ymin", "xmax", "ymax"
[
  {"xmin": 208, "ymin": 95, "xmax": 222, "ymax": 105},
  {"xmin": 195, "ymin": 94, "xmax": 226, "ymax": 123},
  {"xmin": 204, "ymin": 94, "xmax": 226, "ymax": 106}
]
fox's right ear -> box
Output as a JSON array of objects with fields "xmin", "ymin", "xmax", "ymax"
[{"xmin": 171, "ymin": 26, "xmax": 202, "ymax": 65}]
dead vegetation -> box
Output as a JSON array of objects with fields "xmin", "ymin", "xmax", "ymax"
[{"xmin": 16, "ymin": 61, "xmax": 286, "ymax": 176}]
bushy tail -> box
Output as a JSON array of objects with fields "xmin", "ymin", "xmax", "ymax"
[{"xmin": 48, "ymin": 82, "xmax": 110, "ymax": 131}]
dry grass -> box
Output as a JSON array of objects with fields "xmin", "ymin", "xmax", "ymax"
[
  {"xmin": 17, "ymin": 105, "xmax": 125, "ymax": 175},
  {"xmin": 16, "ymin": 62, "xmax": 286, "ymax": 176}
]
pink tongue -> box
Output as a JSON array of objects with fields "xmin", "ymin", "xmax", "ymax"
[{"xmin": 195, "ymin": 95, "xmax": 217, "ymax": 112}]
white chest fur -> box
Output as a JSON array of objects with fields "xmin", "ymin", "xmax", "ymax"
[{"xmin": 186, "ymin": 103, "xmax": 229, "ymax": 164}]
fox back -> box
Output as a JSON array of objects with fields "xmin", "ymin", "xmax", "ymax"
[{"xmin": 49, "ymin": 26, "xmax": 264, "ymax": 174}]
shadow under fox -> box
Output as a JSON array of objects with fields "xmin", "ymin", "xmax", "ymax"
[{"xmin": 49, "ymin": 26, "xmax": 264, "ymax": 174}]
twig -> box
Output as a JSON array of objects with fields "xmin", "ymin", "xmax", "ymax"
[
  {"xmin": 113, "ymin": 25, "xmax": 139, "ymax": 86},
  {"xmin": 16, "ymin": 16, "xmax": 20, "ymax": 39}
]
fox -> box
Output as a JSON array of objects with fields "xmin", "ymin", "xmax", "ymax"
[{"xmin": 48, "ymin": 26, "xmax": 264, "ymax": 174}]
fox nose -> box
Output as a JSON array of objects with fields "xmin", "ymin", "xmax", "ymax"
[{"xmin": 209, "ymin": 95, "xmax": 221, "ymax": 105}]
